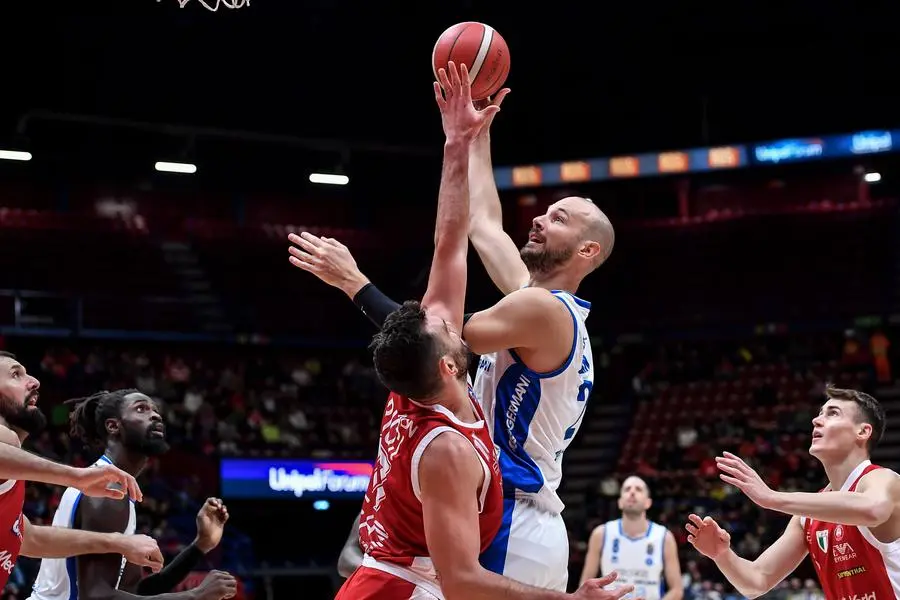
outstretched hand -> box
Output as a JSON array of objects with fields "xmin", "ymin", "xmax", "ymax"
[
  {"xmin": 716, "ymin": 451, "xmax": 777, "ymax": 509},
  {"xmin": 434, "ymin": 61, "xmax": 501, "ymax": 144},
  {"xmin": 472, "ymin": 88, "xmax": 510, "ymax": 138}
]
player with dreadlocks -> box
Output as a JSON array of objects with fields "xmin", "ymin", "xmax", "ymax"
[
  {"xmin": 28, "ymin": 389, "xmax": 237, "ymax": 600},
  {"xmin": 0, "ymin": 351, "xmax": 166, "ymax": 592}
]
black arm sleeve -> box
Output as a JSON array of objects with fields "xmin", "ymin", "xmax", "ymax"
[
  {"xmin": 135, "ymin": 543, "xmax": 205, "ymax": 596},
  {"xmin": 353, "ymin": 283, "xmax": 402, "ymax": 329}
]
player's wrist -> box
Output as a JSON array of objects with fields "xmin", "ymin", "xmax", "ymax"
[
  {"xmin": 104, "ymin": 532, "xmax": 126, "ymax": 554},
  {"xmin": 193, "ymin": 536, "xmax": 214, "ymax": 554},
  {"xmin": 340, "ymin": 274, "xmax": 371, "ymax": 299}
]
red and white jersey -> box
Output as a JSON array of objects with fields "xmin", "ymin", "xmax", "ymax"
[
  {"xmin": 802, "ymin": 460, "xmax": 900, "ymax": 599},
  {"xmin": 338, "ymin": 387, "xmax": 503, "ymax": 599},
  {"xmin": 0, "ymin": 477, "xmax": 26, "ymax": 588}
]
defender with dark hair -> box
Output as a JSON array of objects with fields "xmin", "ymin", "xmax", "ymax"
[
  {"xmin": 687, "ymin": 385, "xmax": 900, "ymax": 599},
  {"xmin": 327, "ymin": 61, "xmax": 626, "ymax": 600},
  {"xmin": 28, "ymin": 389, "xmax": 237, "ymax": 600}
]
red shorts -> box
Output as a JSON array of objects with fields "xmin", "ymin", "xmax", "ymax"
[{"xmin": 336, "ymin": 566, "xmax": 440, "ymax": 600}]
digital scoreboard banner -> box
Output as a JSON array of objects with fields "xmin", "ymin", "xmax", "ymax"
[
  {"xmin": 750, "ymin": 130, "xmax": 894, "ymax": 165},
  {"xmin": 220, "ymin": 458, "xmax": 373, "ymax": 500},
  {"xmin": 494, "ymin": 128, "xmax": 898, "ymax": 190}
]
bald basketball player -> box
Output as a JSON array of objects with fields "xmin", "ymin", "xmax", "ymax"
[
  {"xmin": 289, "ymin": 88, "xmax": 614, "ymax": 590},
  {"xmin": 580, "ymin": 476, "xmax": 682, "ymax": 600}
]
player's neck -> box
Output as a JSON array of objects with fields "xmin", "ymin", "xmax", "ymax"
[
  {"xmin": 620, "ymin": 512, "xmax": 650, "ymax": 537},
  {"xmin": 528, "ymin": 271, "xmax": 582, "ymax": 295},
  {"xmin": 439, "ymin": 383, "xmax": 479, "ymax": 423},
  {"xmin": 104, "ymin": 443, "xmax": 148, "ymax": 477},
  {"xmin": 822, "ymin": 450, "xmax": 871, "ymax": 491},
  {"xmin": 0, "ymin": 418, "xmax": 26, "ymax": 446}
]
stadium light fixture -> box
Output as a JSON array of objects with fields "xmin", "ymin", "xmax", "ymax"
[
  {"xmin": 155, "ymin": 161, "xmax": 197, "ymax": 174},
  {"xmin": 309, "ymin": 173, "xmax": 349, "ymax": 185},
  {"xmin": 864, "ymin": 172, "xmax": 881, "ymax": 183},
  {"xmin": 0, "ymin": 150, "xmax": 32, "ymax": 162}
]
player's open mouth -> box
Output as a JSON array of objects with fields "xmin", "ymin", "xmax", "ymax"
[
  {"xmin": 812, "ymin": 430, "xmax": 823, "ymax": 440},
  {"xmin": 528, "ymin": 232, "xmax": 544, "ymax": 243},
  {"xmin": 149, "ymin": 427, "xmax": 166, "ymax": 438},
  {"xmin": 26, "ymin": 395, "xmax": 39, "ymax": 407}
]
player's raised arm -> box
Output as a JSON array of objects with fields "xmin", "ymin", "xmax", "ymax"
[
  {"xmin": 421, "ymin": 62, "xmax": 499, "ymax": 329},
  {"xmin": 467, "ymin": 90, "xmax": 530, "ymax": 296},
  {"xmin": 716, "ymin": 452, "xmax": 898, "ymax": 527},
  {"xmin": 686, "ymin": 514, "xmax": 808, "ymax": 599}
]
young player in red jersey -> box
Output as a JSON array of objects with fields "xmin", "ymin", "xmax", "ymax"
[
  {"xmin": 685, "ymin": 385, "xmax": 899, "ymax": 599},
  {"xmin": 330, "ymin": 63, "xmax": 632, "ymax": 600},
  {"xmin": 0, "ymin": 351, "xmax": 165, "ymax": 589}
]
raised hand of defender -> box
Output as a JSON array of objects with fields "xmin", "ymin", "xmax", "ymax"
[
  {"xmin": 433, "ymin": 61, "xmax": 500, "ymax": 144},
  {"xmin": 288, "ymin": 232, "xmax": 369, "ymax": 297},
  {"xmin": 716, "ymin": 451, "xmax": 777, "ymax": 509},
  {"xmin": 685, "ymin": 514, "xmax": 731, "ymax": 560},
  {"xmin": 572, "ymin": 572, "xmax": 637, "ymax": 599}
]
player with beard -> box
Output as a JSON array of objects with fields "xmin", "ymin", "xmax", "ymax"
[
  {"xmin": 579, "ymin": 476, "xmax": 682, "ymax": 600},
  {"xmin": 0, "ymin": 352, "xmax": 170, "ymax": 592},
  {"xmin": 27, "ymin": 389, "xmax": 237, "ymax": 600},
  {"xmin": 289, "ymin": 90, "xmax": 613, "ymax": 590}
]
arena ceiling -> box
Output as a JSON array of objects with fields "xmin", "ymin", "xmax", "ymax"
[{"xmin": 4, "ymin": 1, "xmax": 899, "ymax": 167}]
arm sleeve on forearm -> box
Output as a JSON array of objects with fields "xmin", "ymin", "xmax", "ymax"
[
  {"xmin": 135, "ymin": 543, "xmax": 205, "ymax": 595},
  {"xmin": 353, "ymin": 283, "xmax": 402, "ymax": 329}
]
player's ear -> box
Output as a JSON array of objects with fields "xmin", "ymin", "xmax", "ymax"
[
  {"xmin": 857, "ymin": 422, "xmax": 873, "ymax": 444},
  {"xmin": 105, "ymin": 417, "xmax": 120, "ymax": 437},
  {"xmin": 578, "ymin": 240, "xmax": 602, "ymax": 261},
  {"xmin": 438, "ymin": 355, "xmax": 459, "ymax": 378}
]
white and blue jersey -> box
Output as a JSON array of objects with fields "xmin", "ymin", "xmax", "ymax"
[
  {"xmin": 28, "ymin": 456, "xmax": 136, "ymax": 600},
  {"xmin": 474, "ymin": 289, "xmax": 593, "ymax": 590},
  {"xmin": 599, "ymin": 519, "xmax": 668, "ymax": 600}
]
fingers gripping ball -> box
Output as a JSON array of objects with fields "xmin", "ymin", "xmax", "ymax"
[{"xmin": 432, "ymin": 22, "xmax": 510, "ymax": 101}]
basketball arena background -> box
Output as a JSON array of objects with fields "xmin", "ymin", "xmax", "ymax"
[{"xmin": 1, "ymin": 2, "xmax": 899, "ymax": 599}]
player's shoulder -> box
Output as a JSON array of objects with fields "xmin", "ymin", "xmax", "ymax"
[
  {"xmin": 504, "ymin": 287, "xmax": 572, "ymax": 321},
  {"xmin": 858, "ymin": 465, "xmax": 900, "ymax": 488}
]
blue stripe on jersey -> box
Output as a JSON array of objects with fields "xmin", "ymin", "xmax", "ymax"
[
  {"xmin": 507, "ymin": 293, "xmax": 578, "ymax": 379},
  {"xmin": 66, "ymin": 492, "xmax": 83, "ymax": 600},
  {"xmin": 494, "ymin": 364, "xmax": 544, "ymax": 493},
  {"xmin": 478, "ymin": 497, "xmax": 516, "ymax": 574},
  {"xmin": 550, "ymin": 289, "xmax": 591, "ymax": 310}
]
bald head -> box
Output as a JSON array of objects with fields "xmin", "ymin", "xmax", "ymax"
[{"xmin": 575, "ymin": 197, "xmax": 615, "ymax": 267}]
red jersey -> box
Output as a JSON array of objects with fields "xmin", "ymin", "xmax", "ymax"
[
  {"xmin": 337, "ymin": 388, "xmax": 503, "ymax": 599},
  {"xmin": 803, "ymin": 461, "xmax": 900, "ymax": 600},
  {"xmin": 0, "ymin": 478, "xmax": 26, "ymax": 588}
]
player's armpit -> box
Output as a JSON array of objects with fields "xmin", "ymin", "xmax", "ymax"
[
  {"xmin": 463, "ymin": 287, "xmax": 574, "ymax": 368},
  {"xmin": 578, "ymin": 525, "xmax": 604, "ymax": 585}
]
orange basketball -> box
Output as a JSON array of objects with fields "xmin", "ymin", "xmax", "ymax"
[{"xmin": 432, "ymin": 22, "xmax": 510, "ymax": 101}]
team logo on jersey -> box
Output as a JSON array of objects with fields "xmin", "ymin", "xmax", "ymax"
[
  {"xmin": 10, "ymin": 515, "xmax": 20, "ymax": 540},
  {"xmin": 834, "ymin": 524, "xmax": 844, "ymax": 541},
  {"xmin": 816, "ymin": 529, "xmax": 829, "ymax": 553}
]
